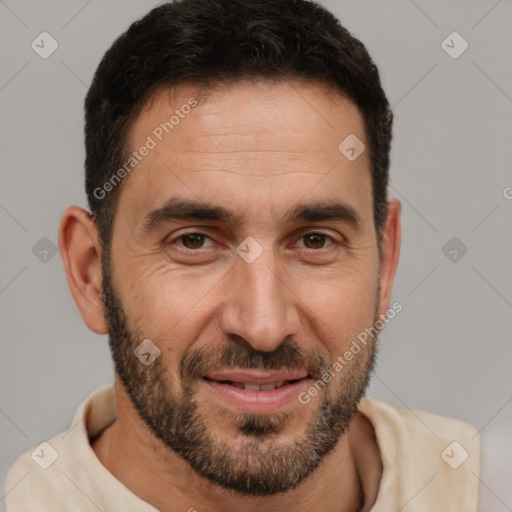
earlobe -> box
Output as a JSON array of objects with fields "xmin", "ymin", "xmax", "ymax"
[
  {"xmin": 378, "ymin": 198, "xmax": 402, "ymax": 318},
  {"xmin": 59, "ymin": 206, "xmax": 108, "ymax": 334}
]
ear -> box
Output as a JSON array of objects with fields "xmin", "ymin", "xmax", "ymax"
[
  {"xmin": 377, "ymin": 198, "xmax": 402, "ymax": 318},
  {"xmin": 59, "ymin": 206, "xmax": 108, "ymax": 334}
]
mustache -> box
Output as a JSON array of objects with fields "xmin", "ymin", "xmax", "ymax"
[{"xmin": 179, "ymin": 337, "xmax": 330, "ymax": 383}]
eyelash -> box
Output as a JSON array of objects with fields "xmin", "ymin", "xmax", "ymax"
[{"xmin": 168, "ymin": 230, "xmax": 339, "ymax": 253}]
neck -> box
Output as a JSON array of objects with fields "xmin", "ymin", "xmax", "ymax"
[{"xmin": 92, "ymin": 382, "xmax": 381, "ymax": 512}]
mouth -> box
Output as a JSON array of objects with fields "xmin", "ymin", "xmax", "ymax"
[
  {"xmin": 201, "ymin": 369, "xmax": 312, "ymax": 414},
  {"xmin": 204, "ymin": 378, "xmax": 300, "ymax": 391}
]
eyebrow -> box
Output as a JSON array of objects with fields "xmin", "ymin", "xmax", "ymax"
[{"xmin": 140, "ymin": 197, "xmax": 363, "ymax": 234}]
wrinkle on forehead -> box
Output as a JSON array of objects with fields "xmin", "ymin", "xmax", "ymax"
[{"xmin": 129, "ymin": 80, "xmax": 366, "ymax": 154}]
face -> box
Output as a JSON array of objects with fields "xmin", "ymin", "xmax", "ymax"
[{"xmin": 101, "ymin": 80, "xmax": 383, "ymax": 495}]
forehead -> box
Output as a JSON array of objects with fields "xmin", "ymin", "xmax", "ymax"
[
  {"xmin": 117, "ymin": 80, "xmax": 373, "ymax": 230},
  {"xmin": 130, "ymin": 80, "xmax": 366, "ymax": 157}
]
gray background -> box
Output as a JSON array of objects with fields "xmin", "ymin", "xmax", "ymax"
[{"xmin": 1, "ymin": 0, "xmax": 511, "ymax": 510}]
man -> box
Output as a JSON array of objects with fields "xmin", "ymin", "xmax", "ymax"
[{"xmin": 5, "ymin": 0, "xmax": 480, "ymax": 510}]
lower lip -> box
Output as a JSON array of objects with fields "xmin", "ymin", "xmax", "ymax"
[{"xmin": 202, "ymin": 378, "xmax": 311, "ymax": 414}]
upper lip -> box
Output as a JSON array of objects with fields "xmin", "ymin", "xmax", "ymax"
[{"xmin": 204, "ymin": 369, "xmax": 309, "ymax": 385}]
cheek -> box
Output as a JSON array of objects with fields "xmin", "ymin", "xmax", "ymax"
[
  {"xmin": 119, "ymin": 266, "xmax": 223, "ymax": 351},
  {"xmin": 294, "ymin": 271, "xmax": 379, "ymax": 358}
]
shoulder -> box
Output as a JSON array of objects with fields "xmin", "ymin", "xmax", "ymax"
[
  {"xmin": 358, "ymin": 396, "xmax": 481, "ymax": 511},
  {"xmin": 359, "ymin": 395, "xmax": 480, "ymax": 445},
  {"xmin": 5, "ymin": 433, "xmax": 70, "ymax": 511},
  {"xmin": 4, "ymin": 385, "xmax": 116, "ymax": 512}
]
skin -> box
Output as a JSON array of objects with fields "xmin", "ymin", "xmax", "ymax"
[{"xmin": 59, "ymin": 80, "xmax": 401, "ymax": 512}]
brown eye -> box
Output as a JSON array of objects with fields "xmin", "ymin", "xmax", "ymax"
[
  {"xmin": 303, "ymin": 233, "xmax": 328, "ymax": 249},
  {"xmin": 181, "ymin": 233, "xmax": 206, "ymax": 249}
]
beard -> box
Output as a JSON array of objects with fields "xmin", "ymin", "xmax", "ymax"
[{"xmin": 101, "ymin": 258, "xmax": 379, "ymax": 496}]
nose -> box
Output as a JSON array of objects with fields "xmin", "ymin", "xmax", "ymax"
[{"xmin": 219, "ymin": 247, "xmax": 300, "ymax": 352}]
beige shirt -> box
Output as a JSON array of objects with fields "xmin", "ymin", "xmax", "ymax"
[{"xmin": 5, "ymin": 385, "xmax": 480, "ymax": 511}]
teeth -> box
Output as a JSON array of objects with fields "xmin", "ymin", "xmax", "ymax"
[
  {"xmin": 261, "ymin": 380, "xmax": 285, "ymax": 391},
  {"xmin": 239, "ymin": 380, "xmax": 287, "ymax": 391},
  {"xmin": 215, "ymin": 379, "xmax": 292, "ymax": 390},
  {"xmin": 243, "ymin": 383, "xmax": 261, "ymax": 391}
]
